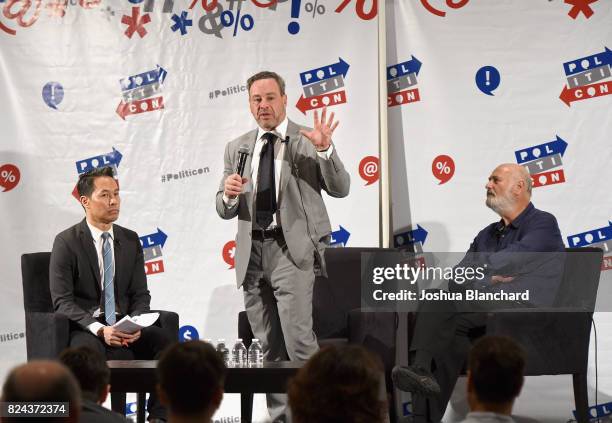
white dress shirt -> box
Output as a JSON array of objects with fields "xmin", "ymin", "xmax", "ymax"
[
  {"xmin": 85, "ymin": 221, "xmax": 115, "ymax": 335},
  {"xmin": 223, "ymin": 117, "xmax": 333, "ymax": 226}
]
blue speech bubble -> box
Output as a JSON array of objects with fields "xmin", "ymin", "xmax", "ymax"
[
  {"xmin": 42, "ymin": 82, "xmax": 64, "ymax": 109},
  {"xmin": 475, "ymin": 66, "xmax": 500, "ymax": 96}
]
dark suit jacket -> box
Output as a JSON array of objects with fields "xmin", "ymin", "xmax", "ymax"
[
  {"xmin": 50, "ymin": 219, "xmax": 151, "ymax": 329},
  {"xmin": 80, "ymin": 399, "xmax": 128, "ymax": 423}
]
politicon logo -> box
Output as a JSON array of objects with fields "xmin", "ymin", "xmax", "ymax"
[
  {"xmin": 567, "ymin": 222, "xmax": 612, "ymax": 271},
  {"xmin": 117, "ymin": 65, "xmax": 167, "ymax": 119},
  {"xmin": 139, "ymin": 228, "xmax": 168, "ymax": 276},
  {"xmin": 560, "ymin": 47, "xmax": 611, "ymax": 107},
  {"xmin": 296, "ymin": 58, "xmax": 350, "ymax": 114},
  {"xmin": 515, "ymin": 136, "xmax": 568, "ymax": 189},
  {"xmin": 387, "ymin": 56, "xmax": 422, "ymax": 107},
  {"xmin": 72, "ymin": 148, "xmax": 122, "ymax": 201}
]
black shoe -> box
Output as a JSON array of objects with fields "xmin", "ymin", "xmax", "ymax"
[{"xmin": 392, "ymin": 365, "xmax": 441, "ymax": 397}]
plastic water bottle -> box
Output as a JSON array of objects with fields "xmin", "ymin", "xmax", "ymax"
[
  {"xmin": 232, "ymin": 338, "xmax": 248, "ymax": 367},
  {"xmin": 216, "ymin": 339, "xmax": 231, "ymax": 367},
  {"xmin": 248, "ymin": 338, "xmax": 264, "ymax": 367}
]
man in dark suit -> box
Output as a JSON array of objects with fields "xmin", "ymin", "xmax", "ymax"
[
  {"xmin": 216, "ymin": 71, "xmax": 350, "ymax": 421},
  {"xmin": 393, "ymin": 163, "xmax": 564, "ymax": 423},
  {"xmin": 50, "ymin": 166, "xmax": 171, "ymax": 423},
  {"xmin": 60, "ymin": 346, "xmax": 128, "ymax": 423}
]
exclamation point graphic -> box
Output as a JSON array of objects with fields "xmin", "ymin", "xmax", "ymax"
[
  {"xmin": 288, "ymin": 0, "xmax": 301, "ymax": 34},
  {"xmin": 485, "ymin": 70, "xmax": 490, "ymax": 86}
]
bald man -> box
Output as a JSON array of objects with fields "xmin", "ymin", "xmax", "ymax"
[
  {"xmin": 393, "ymin": 164, "xmax": 564, "ymax": 423},
  {"xmin": 1, "ymin": 360, "xmax": 81, "ymax": 423}
]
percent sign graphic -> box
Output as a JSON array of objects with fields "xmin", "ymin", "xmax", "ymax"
[
  {"xmin": 221, "ymin": 8, "xmax": 254, "ymax": 36},
  {"xmin": 305, "ymin": 0, "xmax": 325, "ymax": 17},
  {"xmin": 0, "ymin": 164, "xmax": 21, "ymax": 192},
  {"xmin": 335, "ymin": 0, "xmax": 377, "ymax": 20},
  {"xmin": 432, "ymin": 155, "xmax": 455, "ymax": 185}
]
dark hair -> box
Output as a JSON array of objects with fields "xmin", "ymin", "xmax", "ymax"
[
  {"xmin": 288, "ymin": 345, "xmax": 387, "ymax": 423},
  {"xmin": 468, "ymin": 336, "xmax": 525, "ymax": 404},
  {"xmin": 76, "ymin": 166, "xmax": 115, "ymax": 198},
  {"xmin": 2, "ymin": 361, "xmax": 81, "ymax": 422},
  {"xmin": 59, "ymin": 347, "xmax": 109, "ymax": 403},
  {"xmin": 157, "ymin": 341, "xmax": 226, "ymax": 416},
  {"xmin": 247, "ymin": 71, "xmax": 286, "ymax": 95}
]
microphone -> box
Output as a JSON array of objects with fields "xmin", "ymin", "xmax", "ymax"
[
  {"xmin": 495, "ymin": 225, "xmax": 506, "ymax": 240},
  {"xmin": 236, "ymin": 144, "xmax": 250, "ymax": 177},
  {"xmin": 283, "ymin": 135, "xmax": 290, "ymax": 143}
]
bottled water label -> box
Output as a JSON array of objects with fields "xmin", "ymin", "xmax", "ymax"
[
  {"xmin": 248, "ymin": 339, "xmax": 264, "ymax": 367},
  {"xmin": 232, "ymin": 339, "xmax": 248, "ymax": 367},
  {"xmin": 216, "ymin": 340, "xmax": 231, "ymax": 368}
]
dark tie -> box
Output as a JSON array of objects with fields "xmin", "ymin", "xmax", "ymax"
[
  {"xmin": 101, "ymin": 232, "xmax": 116, "ymax": 325},
  {"xmin": 256, "ymin": 132, "xmax": 277, "ymax": 229}
]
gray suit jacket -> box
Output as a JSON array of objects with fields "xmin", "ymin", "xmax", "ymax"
[{"xmin": 216, "ymin": 119, "xmax": 350, "ymax": 287}]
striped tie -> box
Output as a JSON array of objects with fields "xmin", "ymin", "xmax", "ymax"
[{"xmin": 101, "ymin": 232, "xmax": 116, "ymax": 325}]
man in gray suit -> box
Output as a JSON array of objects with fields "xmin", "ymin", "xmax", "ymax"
[{"xmin": 216, "ymin": 71, "xmax": 350, "ymax": 421}]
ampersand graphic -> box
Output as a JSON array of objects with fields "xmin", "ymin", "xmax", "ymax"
[{"xmin": 198, "ymin": 2, "xmax": 224, "ymax": 38}]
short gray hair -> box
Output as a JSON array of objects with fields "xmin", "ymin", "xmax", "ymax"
[{"xmin": 247, "ymin": 71, "xmax": 286, "ymax": 95}]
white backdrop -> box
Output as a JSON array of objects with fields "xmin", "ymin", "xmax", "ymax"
[
  {"xmin": 387, "ymin": 1, "xmax": 612, "ymax": 421},
  {"xmin": 2, "ymin": 0, "xmax": 612, "ymax": 421},
  {"xmin": 0, "ymin": 0, "xmax": 380, "ymax": 420}
]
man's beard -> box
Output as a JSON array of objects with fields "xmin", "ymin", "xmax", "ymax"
[{"xmin": 486, "ymin": 191, "xmax": 514, "ymax": 215}]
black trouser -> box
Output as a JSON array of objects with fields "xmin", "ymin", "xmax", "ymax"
[
  {"xmin": 409, "ymin": 298, "xmax": 487, "ymax": 423},
  {"xmin": 69, "ymin": 320, "xmax": 173, "ymax": 420}
]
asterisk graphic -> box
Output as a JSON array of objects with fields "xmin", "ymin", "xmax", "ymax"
[
  {"xmin": 121, "ymin": 7, "xmax": 151, "ymax": 38},
  {"xmin": 564, "ymin": 0, "xmax": 598, "ymax": 19},
  {"xmin": 170, "ymin": 11, "xmax": 192, "ymax": 35}
]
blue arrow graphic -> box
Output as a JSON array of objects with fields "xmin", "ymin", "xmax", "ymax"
[
  {"xmin": 120, "ymin": 65, "xmax": 167, "ymax": 92},
  {"xmin": 140, "ymin": 228, "xmax": 168, "ymax": 248},
  {"xmin": 387, "ymin": 56, "xmax": 422, "ymax": 80},
  {"xmin": 300, "ymin": 58, "xmax": 350, "ymax": 86},
  {"xmin": 567, "ymin": 222, "xmax": 612, "ymax": 248},
  {"xmin": 75, "ymin": 147, "xmax": 123, "ymax": 174},
  {"xmin": 331, "ymin": 225, "xmax": 350, "ymax": 247},
  {"xmin": 394, "ymin": 225, "xmax": 428, "ymax": 247},
  {"xmin": 563, "ymin": 47, "xmax": 611, "ymax": 76},
  {"xmin": 514, "ymin": 136, "xmax": 568, "ymax": 164}
]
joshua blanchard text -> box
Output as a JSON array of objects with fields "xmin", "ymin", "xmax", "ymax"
[{"xmin": 373, "ymin": 289, "xmax": 530, "ymax": 302}]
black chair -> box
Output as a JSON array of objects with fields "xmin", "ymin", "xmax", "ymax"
[
  {"xmin": 21, "ymin": 252, "xmax": 179, "ymax": 418},
  {"xmin": 485, "ymin": 247, "xmax": 603, "ymax": 423},
  {"xmin": 238, "ymin": 247, "xmax": 398, "ymax": 421}
]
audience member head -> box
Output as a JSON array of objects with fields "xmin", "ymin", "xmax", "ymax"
[
  {"xmin": 1, "ymin": 360, "xmax": 81, "ymax": 423},
  {"xmin": 59, "ymin": 347, "xmax": 110, "ymax": 404},
  {"xmin": 157, "ymin": 341, "xmax": 225, "ymax": 422},
  {"xmin": 288, "ymin": 345, "xmax": 387, "ymax": 423},
  {"xmin": 467, "ymin": 336, "xmax": 525, "ymax": 415},
  {"xmin": 485, "ymin": 163, "xmax": 532, "ymax": 222}
]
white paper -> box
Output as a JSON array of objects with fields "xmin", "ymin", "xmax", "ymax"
[{"xmin": 113, "ymin": 312, "xmax": 160, "ymax": 334}]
